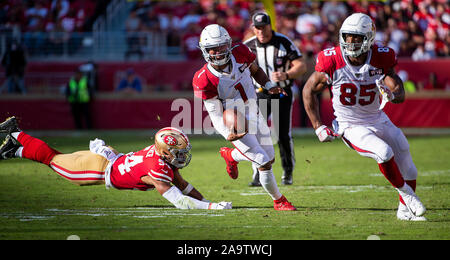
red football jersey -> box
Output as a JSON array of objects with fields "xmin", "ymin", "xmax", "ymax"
[{"xmin": 109, "ymin": 145, "xmax": 174, "ymax": 191}]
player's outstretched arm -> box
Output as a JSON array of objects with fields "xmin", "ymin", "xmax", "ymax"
[
  {"xmin": 142, "ymin": 176, "xmax": 231, "ymax": 210},
  {"xmin": 172, "ymin": 169, "xmax": 206, "ymax": 201}
]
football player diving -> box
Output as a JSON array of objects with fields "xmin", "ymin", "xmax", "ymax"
[
  {"xmin": 0, "ymin": 116, "xmax": 231, "ymax": 210},
  {"xmin": 302, "ymin": 13, "xmax": 426, "ymax": 221}
]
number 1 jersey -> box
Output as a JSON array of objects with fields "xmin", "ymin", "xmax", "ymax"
[
  {"xmin": 192, "ymin": 43, "xmax": 257, "ymax": 108},
  {"xmin": 315, "ymin": 45, "xmax": 397, "ymax": 124}
]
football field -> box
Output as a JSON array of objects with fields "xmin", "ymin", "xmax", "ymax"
[{"xmin": 0, "ymin": 132, "xmax": 448, "ymax": 240}]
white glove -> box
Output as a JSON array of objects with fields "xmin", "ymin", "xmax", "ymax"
[
  {"xmin": 89, "ymin": 138, "xmax": 105, "ymax": 152},
  {"xmin": 315, "ymin": 125, "xmax": 337, "ymax": 142},
  {"xmin": 376, "ymin": 75, "xmax": 394, "ymax": 110},
  {"xmin": 209, "ymin": 201, "xmax": 232, "ymax": 210},
  {"xmin": 89, "ymin": 138, "xmax": 119, "ymax": 161},
  {"xmin": 320, "ymin": 72, "xmax": 332, "ymax": 85}
]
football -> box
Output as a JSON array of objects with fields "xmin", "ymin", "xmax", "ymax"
[
  {"xmin": 383, "ymin": 75, "xmax": 396, "ymax": 92},
  {"xmin": 223, "ymin": 109, "xmax": 247, "ymax": 134}
]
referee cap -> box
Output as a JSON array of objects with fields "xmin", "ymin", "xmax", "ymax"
[{"xmin": 252, "ymin": 12, "xmax": 271, "ymax": 27}]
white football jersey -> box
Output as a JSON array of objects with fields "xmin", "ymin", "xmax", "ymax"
[
  {"xmin": 315, "ymin": 45, "xmax": 397, "ymax": 125},
  {"xmin": 192, "ymin": 43, "xmax": 274, "ymax": 161},
  {"xmin": 193, "ymin": 43, "xmax": 259, "ymax": 121}
]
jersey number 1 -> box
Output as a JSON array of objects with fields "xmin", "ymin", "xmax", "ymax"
[{"xmin": 234, "ymin": 83, "xmax": 248, "ymax": 102}]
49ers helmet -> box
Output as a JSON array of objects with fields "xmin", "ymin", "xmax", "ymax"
[
  {"xmin": 199, "ymin": 24, "xmax": 232, "ymax": 66},
  {"xmin": 339, "ymin": 13, "xmax": 376, "ymax": 58},
  {"xmin": 155, "ymin": 127, "xmax": 192, "ymax": 169}
]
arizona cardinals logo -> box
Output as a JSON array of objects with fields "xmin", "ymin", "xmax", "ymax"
[{"xmin": 163, "ymin": 135, "xmax": 178, "ymax": 146}]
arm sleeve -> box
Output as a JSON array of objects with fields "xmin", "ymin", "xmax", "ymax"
[
  {"xmin": 203, "ymin": 98, "xmax": 231, "ymax": 139},
  {"xmin": 162, "ymin": 186, "xmax": 210, "ymax": 209}
]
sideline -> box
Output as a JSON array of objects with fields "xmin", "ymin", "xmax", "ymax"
[{"xmin": 20, "ymin": 127, "xmax": 450, "ymax": 138}]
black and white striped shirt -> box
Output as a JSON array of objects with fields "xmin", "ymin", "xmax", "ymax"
[{"xmin": 244, "ymin": 31, "xmax": 302, "ymax": 89}]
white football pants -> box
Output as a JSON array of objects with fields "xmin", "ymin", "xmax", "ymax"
[
  {"xmin": 231, "ymin": 111, "xmax": 275, "ymax": 167},
  {"xmin": 338, "ymin": 118, "xmax": 418, "ymax": 181}
]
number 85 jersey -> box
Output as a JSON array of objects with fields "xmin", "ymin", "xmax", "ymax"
[{"xmin": 315, "ymin": 45, "xmax": 397, "ymax": 124}]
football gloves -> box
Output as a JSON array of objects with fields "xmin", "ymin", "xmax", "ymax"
[
  {"xmin": 89, "ymin": 138, "xmax": 121, "ymax": 161},
  {"xmin": 315, "ymin": 125, "xmax": 338, "ymax": 142},
  {"xmin": 376, "ymin": 75, "xmax": 394, "ymax": 110},
  {"xmin": 209, "ymin": 201, "xmax": 232, "ymax": 210}
]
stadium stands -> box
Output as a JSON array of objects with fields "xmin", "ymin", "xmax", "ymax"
[
  {"xmin": 0, "ymin": 1, "xmax": 448, "ymax": 95},
  {"xmin": 1, "ymin": 0, "xmax": 448, "ymax": 60},
  {"xmin": 0, "ymin": 1, "xmax": 449, "ymax": 131}
]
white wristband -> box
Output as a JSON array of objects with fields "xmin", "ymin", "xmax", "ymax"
[{"xmin": 182, "ymin": 183, "xmax": 194, "ymax": 195}]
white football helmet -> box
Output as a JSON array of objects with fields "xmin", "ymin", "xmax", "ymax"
[
  {"xmin": 339, "ymin": 13, "xmax": 376, "ymax": 58},
  {"xmin": 155, "ymin": 127, "xmax": 192, "ymax": 169},
  {"xmin": 199, "ymin": 24, "xmax": 232, "ymax": 66}
]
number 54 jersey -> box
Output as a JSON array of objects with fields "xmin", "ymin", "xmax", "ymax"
[
  {"xmin": 315, "ymin": 45, "xmax": 397, "ymax": 125},
  {"xmin": 107, "ymin": 145, "xmax": 175, "ymax": 191}
]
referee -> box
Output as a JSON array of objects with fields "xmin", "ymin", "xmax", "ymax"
[{"xmin": 244, "ymin": 12, "xmax": 306, "ymax": 185}]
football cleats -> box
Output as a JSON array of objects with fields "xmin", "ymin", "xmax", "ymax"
[
  {"xmin": 199, "ymin": 24, "xmax": 232, "ymax": 66},
  {"xmin": 273, "ymin": 195, "xmax": 296, "ymax": 211},
  {"xmin": 155, "ymin": 127, "xmax": 192, "ymax": 169},
  {"xmin": 0, "ymin": 116, "xmax": 21, "ymax": 135},
  {"xmin": 0, "ymin": 135, "xmax": 21, "ymax": 160},
  {"xmin": 396, "ymin": 183, "xmax": 426, "ymax": 217},
  {"xmin": 339, "ymin": 13, "xmax": 375, "ymax": 58},
  {"xmin": 219, "ymin": 147, "xmax": 239, "ymax": 179}
]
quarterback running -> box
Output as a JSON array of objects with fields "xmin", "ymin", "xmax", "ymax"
[
  {"xmin": 0, "ymin": 116, "xmax": 231, "ymax": 210},
  {"xmin": 302, "ymin": 13, "xmax": 426, "ymax": 221},
  {"xmin": 192, "ymin": 24, "xmax": 296, "ymax": 211}
]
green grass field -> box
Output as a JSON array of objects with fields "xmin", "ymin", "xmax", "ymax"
[{"xmin": 0, "ymin": 132, "xmax": 448, "ymax": 240}]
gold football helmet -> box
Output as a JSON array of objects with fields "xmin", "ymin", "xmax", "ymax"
[{"xmin": 155, "ymin": 127, "xmax": 192, "ymax": 169}]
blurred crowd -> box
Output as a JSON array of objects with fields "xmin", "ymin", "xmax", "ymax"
[
  {"xmin": 1, "ymin": 0, "xmax": 448, "ymax": 60},
  {"xmin": 127, "ymin": 0, "xmax": 449, "ymax": 61},
  {"xmin": 1, "ymin": 0, "xmax": 448, "ymax": 94},
  {"xmin": 0, "ymin": 0, "xmax": 109, "ymax": 55}
]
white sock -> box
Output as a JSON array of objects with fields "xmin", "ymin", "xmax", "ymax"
[
  {"xmin": 259, "ymin": 169, "xmax": 282, "ymax": 200},
  {"xmin": 231, "ymin": 148, "xmax": 247, "ymax": 162},
  {"xmin": 11, "ymin": 132, "xmax": 21, "ymax": 140},
  {"xmin": 15, "ymin": 147, "xmax": 23, "ymax": 158},
  {"xmin": 252, "ymin": 163, "xmax": 259, "ymax": 179}
]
